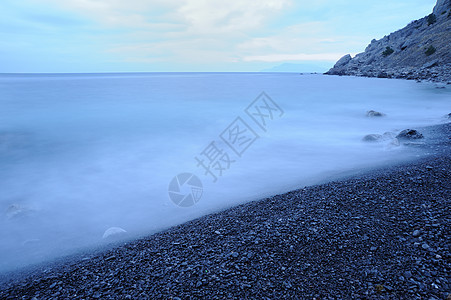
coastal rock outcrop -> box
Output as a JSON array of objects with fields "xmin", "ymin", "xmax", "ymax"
[{"xmin": 326, "ymin": 0, "xmax": 451, "ymax": 83}]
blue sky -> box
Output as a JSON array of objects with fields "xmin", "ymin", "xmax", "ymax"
[{"xmin": 0, "ymin": 0, "xmax": 436, "ymax": 73}]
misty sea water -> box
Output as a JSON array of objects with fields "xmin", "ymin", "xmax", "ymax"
[{"xmin": 0, "ymin": 72, "xmax": 450, "ymax": 272}]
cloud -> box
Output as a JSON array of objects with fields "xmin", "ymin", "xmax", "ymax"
[
  {"xmin": 178, "ymin": 0, "xmax": 291, "ymax": 35},
  {"xmin": 61, "ymin": 0, "xmax": 293, "ymax": 65},
  {"xmin": 36, "ymin": 0, "xmax": 292, "ymax": 34},
  {"xmin": 29, "ymin": 0, "xmax": 179, "ymax": 30},
  {"xmin": 235, "ymin": 22, "xmax": 365, "ymax": 64},
  {"xmin": 1, "ymin": 0, "xmax": 438, "ymax": 72}
]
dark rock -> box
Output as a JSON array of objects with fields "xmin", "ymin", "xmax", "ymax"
[
  {"xmin": 366, "ymin": 110, "xmax": 386, "ymax": 117},
  {"xmin": 396, "ymin": 129, "xmax": 424, "ymax": 140}
]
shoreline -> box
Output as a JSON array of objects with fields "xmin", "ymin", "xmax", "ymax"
[
  {"xmin": 1, "ymin": 123, "xmax": 450, "ymax": 299},
  {"xmin": 324, "ymin": 63, "xmax": 451, "ymax": 84}
]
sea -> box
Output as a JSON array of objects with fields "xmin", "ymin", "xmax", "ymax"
[{"xmin": 0, "ymin": 72, "xmax": 449, "ymax": 272}]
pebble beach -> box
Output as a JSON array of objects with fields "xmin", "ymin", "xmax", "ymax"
[{"xmin": 0, "ymin": 122, "xmax": 450, "ymax": 299}]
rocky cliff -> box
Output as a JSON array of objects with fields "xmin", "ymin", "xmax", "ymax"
[{"xmin": 326, "ymin": 0, "xmax": 451, "ymax": 83}]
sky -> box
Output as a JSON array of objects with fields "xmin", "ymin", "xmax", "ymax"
[{"xmin": 0, "ymin": 0, "xmax": 436, "ymax": 73}]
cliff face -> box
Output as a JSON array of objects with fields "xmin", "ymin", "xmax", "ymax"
[
  {"xmin": 326, "ymin": 0, "xmax": 451, "ymax": 83},
  {"xmin": 434, "ymin": 0, "xmax": 451, "ymax": 15}
]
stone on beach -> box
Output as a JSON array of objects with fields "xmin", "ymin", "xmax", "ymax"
[{"xmin": 102, "ymin": 227, "xmax": 127, "ymax": 239}]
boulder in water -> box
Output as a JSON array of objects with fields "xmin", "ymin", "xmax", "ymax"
[
  {"xmin": 366, "ymin": 110, "xmax": 386, "ymax": 117},
  {"xmin": 362, "ymin": 134, "xmax": 383, "ymax": 142},
  {"xmin": 396, "ymin": 129, "xmax": 424, "ymax": 140}
]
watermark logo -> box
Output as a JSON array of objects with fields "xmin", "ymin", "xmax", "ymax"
[
  {"xmin": 195, "ymin": 141, "xmax": 236, "ymax": 183},
  {"xmin": 168, "ymin": 173, "xmax": 203, "ymax": 207},
  {"xmin": 168, "ymin": 92, "xmax": 283, "ymax": 207},
  {"xmin": 245, "ymin": 92, "xmax": 284, "ymax": 131},
  {"xmin": 220, "ymin": 117, "xmax": 259, "ymax": 157}
]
